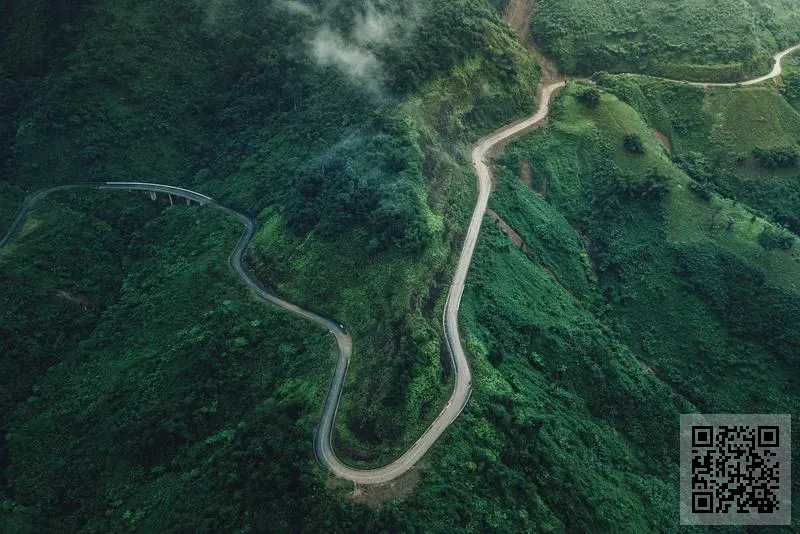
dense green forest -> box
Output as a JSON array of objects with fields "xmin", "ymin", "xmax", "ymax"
[{"xmin": 2, "ymin": 0, "xmax": 800, "ymax": 532}]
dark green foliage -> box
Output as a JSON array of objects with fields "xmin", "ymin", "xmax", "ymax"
[
  {"xmin": 1, "ymin": 204, "xmax": 351, "ymax": 532},
  {"xmin": 0, "ymin": 0, "xmax": 548, "ymax": 531},
  {"xmin": 780, "ymin": 71, "xmax": 800, "ymax": 105},
  {"xmin": 622, "ymin": 134, "xmax": 645, "ymax": 154},
  {"xmin": 385, "ymin": 0, "xmax": 516, "ymax": 93},
  {"xmin": 615, "ymin": 169, "xmax": 670, "ymax": 200},
  {"xmin": 0, "ymin": 192, "xmax": 153, "ymax": 440},
  {"xmin": 3, "ymin": 0, "xmax": 800, "ymax": 531},
  {"xmin": 676, "ymin": 244, "xmax": 799, "ymax": 362},
  {"xmin": 757, "ymin": 226, "xmax": 795, "ymax": 250},
  {"xmin": 282, "ymin": 118, "xmax": 432, "ymax": 252},
  {"xmin": 576, "ymin": 86, "xmax": 601, "ymax": 108},
  {"xmin": 752, "ymin": 146, "xmax": 799, "ymax": 169},
  {"xmin": 688, "ymin": 180, "xmax": 713, "ymax": 201}
]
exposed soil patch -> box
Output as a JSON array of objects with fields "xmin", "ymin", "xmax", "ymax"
[
  {"xmin": 521, "ymin": 157, "xmax": 550, "ymax": 198},
  {"xmin": 487, "ymin": 211, "xmax": 579, "ymax": 300},
  {"xmin": 487, "ymin": 209, "xmax": 530, "ymax": 253},
  {"xmin": 652, "ymin": 128, "xmax": 672, "ymax": 153},
  {"xmin": 519, "ymin": 158, "xmax": 533, "ymax": 188},
  {"xmin": 328, "ymin": 463, "xmax": 423, "ymax": 507},
  {"xmin": 502, "ymin": 0, "xmax": 565, "ymax": 87},
  {"xmin": 503, "ymin": 0, "xmax": 536, "ymax": 46},
  {"xmin": 532, "ymin": 48, "xmax": 565, "ymax": 86}
]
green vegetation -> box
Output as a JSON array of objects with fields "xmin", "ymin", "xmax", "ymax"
[
  {"xmin": 622, "ymin": 133, "xmax": 645, "ymax": 154},
  {"xmin": 576, "ymin": 86, "xmax": 601, "ymax": 108},
  {"xmin": 753, "ymin": 146, "xmax": 799, "ymax": 169},
  {"xmin": 1, "ymin": 0, "xmax": 539, "ymax": 468},
  {"xmin": 595, "ymin": 68, "xmax": 800, "ymax": 236},
  {"xmin": 3, "ymin": 0, "xmax": 800, "ymax": 532},
  {"xmin": 533, "ymin": 0, "xmax": 800, "ymax": 80},
  {"xmin": 2, "ymin": 199, "xmax": 348, "ymax": 532},
  {"xmin": 490, "ymin": 84, "xmax": 800, "ymax": 529},
  {"xmin": 781, "ymin": 53, "xmax": 800, "ymax": 107}
]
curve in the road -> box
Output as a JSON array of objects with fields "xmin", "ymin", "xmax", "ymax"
[{"xmin": 2, "ymin": 42, "xmax": 798, "ymax": 486}]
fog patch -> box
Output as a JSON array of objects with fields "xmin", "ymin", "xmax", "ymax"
[
  {"xmin": 200, "ymin": 0, "xmax": 424, "ymax": 96},
  {"xmin": 273, "ymin": 0, "xmax": 316, "ymax": 19},
  {"xmin": 308, "ymin": 2, "xmax": 419, "ymax": 96},
  {"xmin": 196, "ymin": 0, "xmax": 228, "ymax": 27},
  {"xmin": 311, "ymin": 26, "xmax": 384, "ymax": 94},
  {"xmin": 353, "ymin": 4, "xmax": 394, "ymax": 45}
]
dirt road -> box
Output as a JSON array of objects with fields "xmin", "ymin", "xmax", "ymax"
[{"xmin": 623, "ymin": 44, "xmax": 800, "ymax": 87}]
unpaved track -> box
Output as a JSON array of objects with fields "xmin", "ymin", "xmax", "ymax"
[
  {"xmin": 622, "ymin": 44, "xmax": 800, "ymax": 87},
  {"xmin": 2, "ymin": 41, "xmax": 798, "ymax": 486}
]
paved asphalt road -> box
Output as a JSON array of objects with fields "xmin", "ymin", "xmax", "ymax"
[{"xmin": 1, "ymin": 42, "xmax": 797, "ymax": 485}]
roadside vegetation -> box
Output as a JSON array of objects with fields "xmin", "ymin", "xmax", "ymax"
[{"xmin": 533, "ymin": 0, "xmax": 800, "ymax": 81}]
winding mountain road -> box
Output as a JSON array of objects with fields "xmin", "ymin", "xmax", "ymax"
[{"xmin": 2, "ymin": 42, "xmax": 798, "ymax": 486}]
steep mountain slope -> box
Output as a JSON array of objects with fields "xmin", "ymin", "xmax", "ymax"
[
  {"xmin": 2, "ymin": 0, "xmax": 800, "ymax": 532},
  {"xmin": 489, "ymin": 83, "xmax": 800, "ymax": 529},
  {"xmin": 533, "ymin": 0, "xmax": 800, "ymax": 81}
]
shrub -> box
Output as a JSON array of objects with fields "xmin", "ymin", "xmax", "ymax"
[
  {"xmin": 616, "ymin": 169, "xmax": 670, "ymax": 201},
  {"xmin": 623, "ymin": 134, "xmax": 645, "ymax": 154},
  {"xmin": 752, "ymin": 146, "xmax": 799, "ymax": 169},
  {"xmin": 688, "ymin": 181, "xmax": 712, "ymax": 201},
  {"xmin": 577, "ymin": 87, "xmax": 601, "ymax": 108},
  {"xmin": 780, "ymin": 72, "xmax": 800, "ymax": 105},
  {"xmin": 757, "ymin": 227, "xmax": 795, "ymax": 251}
]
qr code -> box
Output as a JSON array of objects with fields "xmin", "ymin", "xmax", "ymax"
[{"xmin": 680, "ymin": 414, "xmax": 791, "ymax": 526}]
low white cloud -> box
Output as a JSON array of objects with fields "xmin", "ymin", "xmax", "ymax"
[
  {"xmin": 272, "ymin": 0, "xmax": 316, "ymax": 18},
  {"xmin": 308, "ymin": 2, "xmax": 412, "ymax": 95},
  {"xmin": 353, "ymin": 4, "xmax": 394, "ymax": 45},
  {"xmin": 311, "ymin": 27, "xmax": 383, "ymax": 92},
  {"xmin": 200, "ymin": 1, "xmax": 425, "ymax": 96}
]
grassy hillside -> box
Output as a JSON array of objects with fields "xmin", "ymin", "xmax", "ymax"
[
  {"xmin": 491, "ymin": 84, "xmax": 800, "ymax": 528},
  {"xmin": 593, "ymin": 54, "xmax": 800, "ymax": 236},
  {"xmin": 533, "ymin": 0, "xmax": 800, "ymax": 81}
]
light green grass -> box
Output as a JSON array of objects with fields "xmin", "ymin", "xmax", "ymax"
[
  {"xmin": 668, "ymin": 186, "xmax": 800, "ymax": 291},
  {"xmin": 566, "ymin": 85, "xmax": 800, "ymax": 290}
]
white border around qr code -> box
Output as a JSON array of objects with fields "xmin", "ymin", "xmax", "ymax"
[{"xmin": 680, "ymin": 414, "xmax": 791, "ymax": 526}]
